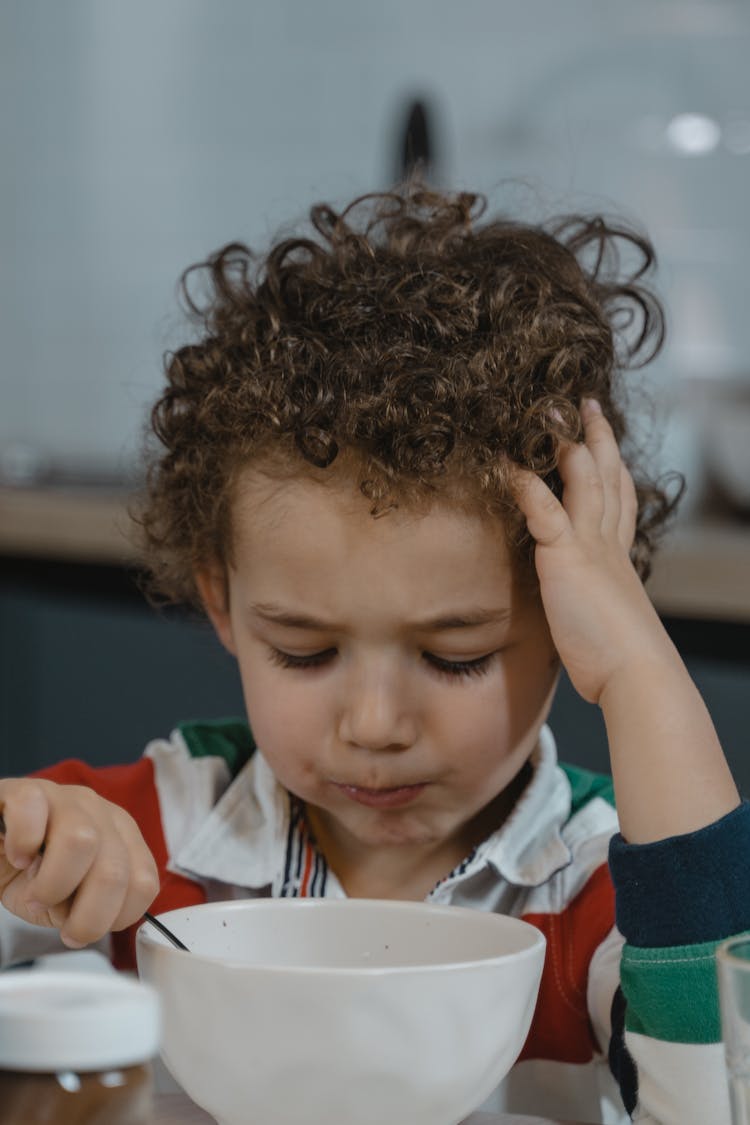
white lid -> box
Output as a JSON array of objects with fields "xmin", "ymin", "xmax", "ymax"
[{"xmin": 0, "ymin": 971, "xmax": 162, "ymax": 1071}]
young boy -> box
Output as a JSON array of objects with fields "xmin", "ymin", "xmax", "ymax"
[{"xmin": 0, "ymin": 187, "xmax": 746, "ymax": 1124}]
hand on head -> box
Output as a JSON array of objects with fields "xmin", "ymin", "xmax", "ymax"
[{"xmin": 513, "ymin": 398, "xmax": 668, "ymax": 705}]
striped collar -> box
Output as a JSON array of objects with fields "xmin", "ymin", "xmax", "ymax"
[{"xmin": 171, "ymin": 725, "xmax": 573, "ymax": 895}]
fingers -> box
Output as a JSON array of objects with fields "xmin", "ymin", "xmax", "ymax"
[
  {"xmin": 514, "ymin": 398, "xmax": 638, "ymax": 556},
  {"xmin": 513, "ymin": 467, "xmax": 570, "ymax": 548},
  {"xmin": 0, "ymin": 780, "xmax": 159, "ymax": 948},
  {"xmin": 617, "ymin": 461, "xmax": 638, "ymax": 552},
  {"xmin": 107, "ymin": 811, "xmax": 161, "ymax": 933},
  {"xmin": 559, "ymin": 399, "xmax": 639, "ymax": 545},
  {"xmin": 584, "ymin": 399, "xmax": 631, "ymax": 538},
  {"xmin": 53, "ymin": 832, "xmax": 144, "ymax": 949},
  {"xmin": 556, "ymin": 399, "xmax": 619, "ymax": 534},
  {"xmin": 0, "ymin": 780, "xmax": 49, "ymax": 869}
]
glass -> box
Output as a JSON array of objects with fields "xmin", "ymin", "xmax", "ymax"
[{"xmin": 717, "ymin": 935, "xmax": 750, "ymax": 1124}]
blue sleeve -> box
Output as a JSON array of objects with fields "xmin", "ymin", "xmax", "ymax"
[{"xmin": 608, "ymin": 799, "xmax": 750, "ymax": 947}]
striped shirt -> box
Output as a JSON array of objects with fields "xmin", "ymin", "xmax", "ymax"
[{"xmin": 3, "ymin": 718, "xmax": 747, "ymax": 1124}]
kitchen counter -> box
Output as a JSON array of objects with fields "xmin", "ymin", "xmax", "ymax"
[
  {"xmin": 152, "ymin": 1092, "xmax": 588, "ymax": 1124},
  {"xmin": 0, "ymin": 484, "xmax": 136, "ymax": 565},
  {"xmin": 1, "ymin": 485, "xmax": 749, "ymax": 622},
  {"xmin": 644, "ymin": 514, "xmax": 750, "ymax": 622}
]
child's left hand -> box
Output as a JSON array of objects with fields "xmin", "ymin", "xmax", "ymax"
[
  {"xmin": 515, "ymin": 397, "xmax": 739, "ymax": 842},
  {"xmin": 513, "ymin": 398, "xmax": 671, "ymax": 705}
]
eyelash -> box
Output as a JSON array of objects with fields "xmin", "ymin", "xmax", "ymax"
[
  {"xmin": 267, "ymin": 648, "xmax": 495, "ymax": 679},
  {"xmin": 425, "ymin": 653, "xmax": 494, "ymax": 679}
]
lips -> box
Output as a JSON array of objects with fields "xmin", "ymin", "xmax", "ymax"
[{"xmin": 332, "ymin": 782, "xmax": 428, "ymax": 809}]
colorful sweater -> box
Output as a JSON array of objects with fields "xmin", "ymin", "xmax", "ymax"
[{"xmin": 3, "ymin": 719, "xmax": 748, "ymax": 1124}]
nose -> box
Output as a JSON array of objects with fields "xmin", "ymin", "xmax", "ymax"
[{"xmin": 337, "ymin": 657, "xmax": 417, "ymax": 752}]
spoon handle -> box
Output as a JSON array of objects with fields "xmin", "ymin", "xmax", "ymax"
[{"xmin": 142, "ymin": 912, "xmax": 190, "ymax": 952}]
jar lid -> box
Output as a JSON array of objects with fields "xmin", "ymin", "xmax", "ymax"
[{"xmin": 0, "ymin": 970, "xmax": 162, "ymax": 1071}]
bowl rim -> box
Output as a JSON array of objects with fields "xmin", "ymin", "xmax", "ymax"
[{"xmin": 135, "ymin": 897, "xmax": 546, "ymax": 976}]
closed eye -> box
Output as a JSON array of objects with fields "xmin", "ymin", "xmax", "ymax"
[
  {"xmin": 423, "ymin": 652, "xmax": 495, "ymax": 679},
  {"xmin": 268, "ymin": 648, "xmax": 336, "ymax": 670},
  {"xmin": 266, "ymin": 648, "xmax": 496, "ymax": 678}
]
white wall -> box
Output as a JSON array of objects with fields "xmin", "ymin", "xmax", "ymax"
[{"xmin": 1, "ymin": 0, "xmax": 748, "ymax": 484}]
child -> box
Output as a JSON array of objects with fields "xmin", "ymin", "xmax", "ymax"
[{"xmin": 0, "ymin": 186, "xmax": 746, "ymax": 1124}]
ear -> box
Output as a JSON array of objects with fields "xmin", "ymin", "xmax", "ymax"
[{"xmin": 195, "ymin": 566, "xmax": 237, "ymax": 656}]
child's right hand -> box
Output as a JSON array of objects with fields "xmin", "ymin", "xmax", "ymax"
[{"xmin": 0, "ymin": 778, "xmax": 160, "ymax": 949}]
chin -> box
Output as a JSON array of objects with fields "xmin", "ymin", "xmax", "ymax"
[{"xmin": 350, "ymin": 813, "xmax": 445, "ymax": 848}]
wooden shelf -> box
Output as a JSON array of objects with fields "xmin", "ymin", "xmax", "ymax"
[
  {"xmin": 0, "ymin": 486, "xmax": 139, "ymax": 565},
  {"xmin": 646, "ymin": 517, "xmax": 750, "ymax": 623}
]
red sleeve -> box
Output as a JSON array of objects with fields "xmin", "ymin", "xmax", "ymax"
[
  {"xmin": 519, "ymin": 862, "xmax": 616, "ymax": 1064},
  {"xmin": 31, "ymin": 758, "xmax": 207, "ymax": 970}
]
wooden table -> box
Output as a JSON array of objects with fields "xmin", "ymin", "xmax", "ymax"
[{"xmin": 153, "ymin": 1091, "xmax": 588, "ymax": 1124}]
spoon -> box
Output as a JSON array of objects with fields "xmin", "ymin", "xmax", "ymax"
[
  {"xmin": 141, "ymin": 912, "xmax": 190, "ymax": 951},
  {"xmin": 0, "ymin": 813, "xmax": 190, "ymax": 952}
]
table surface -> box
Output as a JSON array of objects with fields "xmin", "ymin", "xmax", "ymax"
[{"xmin": 152, "ymin": 1091, "xmax": 588, "ymax": 1124}]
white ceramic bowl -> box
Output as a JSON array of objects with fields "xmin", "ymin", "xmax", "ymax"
[{"xmin": 136, "ymin": 898, "xmax": 545, "ymax": 1125}]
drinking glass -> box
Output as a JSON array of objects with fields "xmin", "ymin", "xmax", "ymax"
[{"xmin": 717, "ymin": 935, "xmax": 750, "ymax": 1124}]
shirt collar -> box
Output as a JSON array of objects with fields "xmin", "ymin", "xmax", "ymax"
[
  {"xmin": 170, "ymin": 725, "xmax": 573, "ymax": 892},
  {"xmin": 469, "ymin": 725, "xmax": 573, "ymax": 887},
  {"xmin": 170, "ymin": 750, "xmax": 292, "ymax": 889}
]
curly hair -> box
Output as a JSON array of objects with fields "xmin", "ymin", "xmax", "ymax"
[{"xmin": 134, "ymin": 184, "xmax": 681, "ymax": 606}]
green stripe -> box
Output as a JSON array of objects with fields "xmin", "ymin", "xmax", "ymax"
[
  {"xmin": 177, "ymin": 718, "xmax": 255, "ymax": 778},
  {"xmin": 560, "ymin": 762, "xmax": 616, "ymax": 815},
  {"xmin": 620, "ymin": 938, "xmax": 731, "ymax": 1044}
]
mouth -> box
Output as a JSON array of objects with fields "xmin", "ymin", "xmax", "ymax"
[{"xmin": 332, "ymin": 782, "xmax": 428, "ymax": 809}]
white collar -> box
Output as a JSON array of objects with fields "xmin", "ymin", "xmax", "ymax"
[
  {"xmin": 468, "ymin": 725, "xmax": 573, "ymax": 887},
  {"xmin": 171, "ymin": 749, "xmax": 292, "ymax": 889},
  {"xmin": 170, "ymin": 725, "xmax": 573, "ymax": 892}
]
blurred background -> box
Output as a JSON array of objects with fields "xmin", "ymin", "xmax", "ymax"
[{"xmin": 1, "ymin": 0, "xmax": 749, "ymax": 785}]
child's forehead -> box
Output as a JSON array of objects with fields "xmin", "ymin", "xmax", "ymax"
[
  {"xmin": 225, "ymin": 459, "xmax": 537, "ymax": 597},
  {"xmin": 224, "ymin": 462, "xmax": 540, "ymax": 624},
  {"xmin": 230, "ymin": 459, "xmax": 509, "ymax": 541}
]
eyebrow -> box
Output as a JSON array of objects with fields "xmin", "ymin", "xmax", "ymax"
[{"xmin": 249, "ymin": 603, "xmax": 512, "ymax": 632}]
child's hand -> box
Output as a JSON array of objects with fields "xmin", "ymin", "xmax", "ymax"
[
  {"xmin": 0, "ymin": 778, "xmax": 160, "ymax": 949},
  {"xmin": 514, "ymin": 398, "xmax": 670, "ymax": 705},
  {"xmin": 515, "ymin": 397, "xmax": 739, "ymax": 842}
]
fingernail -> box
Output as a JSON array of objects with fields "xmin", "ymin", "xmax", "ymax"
[
  {"xmin": 583, "ymin": 398, "xmax": 602, "ymax": 415},
  {"xmin": 7, "ymin": 854, "xmax": 31, "ymax": 871},
  {"xmin": 61, "ymin": 933, "xmax": 87, "ymax": 950}
]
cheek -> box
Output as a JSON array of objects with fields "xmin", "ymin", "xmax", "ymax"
[
  {"xmin": 503, "ymin": 644, "xmax": 560, "ymax": 737},
  {"xmin": 430, "ymin": 674, "xmax": 515, "ymax": 752},
  {"xmin": 237, "ymin": 659, "xmax": 330, "ymax": 759},
  {"xmin": 457, "ymin": 643, "xmax": 557, "ymax": 748}
]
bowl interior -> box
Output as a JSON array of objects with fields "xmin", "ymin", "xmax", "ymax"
[{"xmin": 137, "ymin": 898, "xmax": 544, "ymax": 971}]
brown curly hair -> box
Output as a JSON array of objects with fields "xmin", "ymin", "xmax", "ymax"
[{"xmin": 134, "ymin": 184, "xmax": 681, "ymax": 607}]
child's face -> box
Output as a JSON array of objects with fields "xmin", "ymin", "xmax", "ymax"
[{"xmin": 199, "ymin": 466, "xmax": 559, "ymax": 875}]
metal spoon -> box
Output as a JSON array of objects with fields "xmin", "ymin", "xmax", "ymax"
[
  {"xmin": 141, "ymin": 912, "xmax": 190, "ymax": 951},
  {"xmin": 0, "ymin": 813, "xmax": 190, "ymax": 952}
]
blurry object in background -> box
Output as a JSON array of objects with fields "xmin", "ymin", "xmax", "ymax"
[
  {"xmin": 0, "ymin": 485, "xmax": 137, "ymax": 565},
  {"xmin": 5, "ymin": 5, "xmax": 750, "ymax": 474},
  {"xmin": 703, "ymin": 379, "xmax": 750, "ymax": 517},
  {"xmin": 395, "ymin": 96, "xmax": 435, "ymax": 182},
  {"xmin": 0, "ymin": 443, "xmax": 48, "ymax": 488},
  {"xmin": 648, "ymin": 390, "xmax": 707, "ymax": 520},
  {"xmin": 0, "ymin": 446, "xmax": 137, "ymax": 492},
  {"xmin": 664, "ymin": 111, "xmax": 721, "ymax": 156}
]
